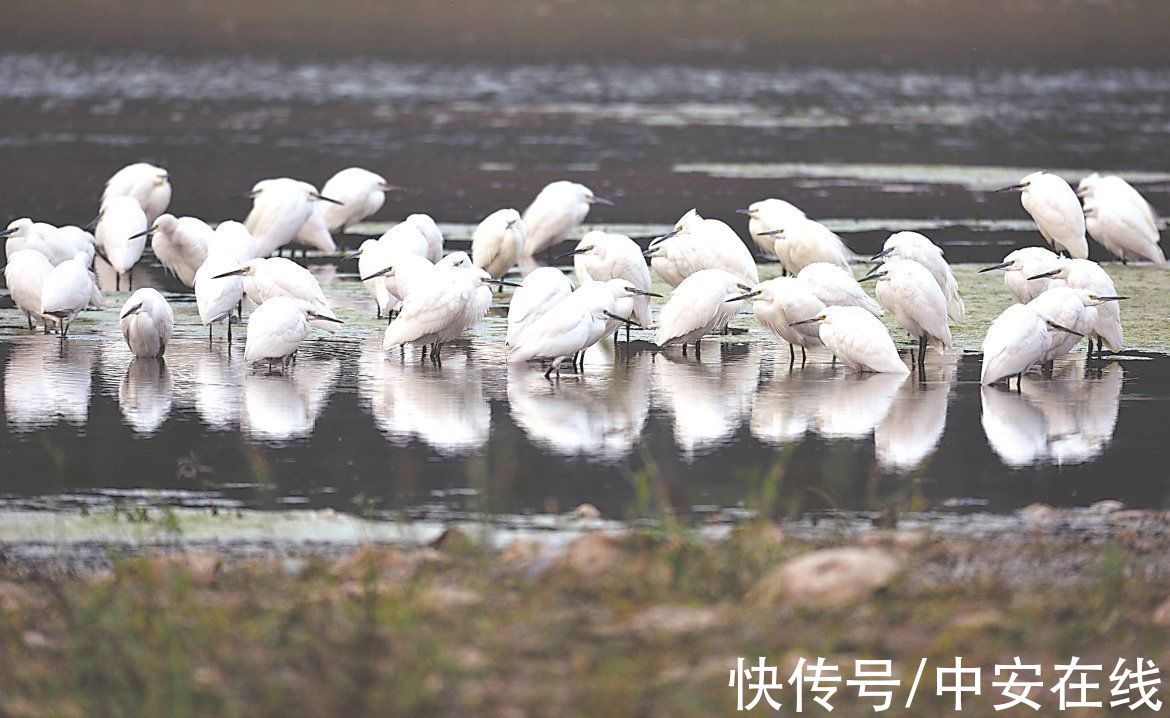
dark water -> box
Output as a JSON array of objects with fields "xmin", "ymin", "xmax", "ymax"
[{"xmin": 2, "ymin": 51, "xmax": 1170, "ymax": 524}]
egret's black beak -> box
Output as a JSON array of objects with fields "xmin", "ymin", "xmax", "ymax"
[
  {"xmin": 978, "ymin": 262, "xmax": 1010, "ymax": 273},
  {"xmin": 310, "ymin": 313, "xmax": 344, "ymax": 324},
  {"xmin": 727, "ymin": 289, "xmax": 762, "ymax": 302},
  {"xmin": 1099, "ymin": 295, "xmax": 1129, "ymax": 302},
  {"xmin": 1047, "ymin": 321, "xmax": 1083, "ymax": 337},
  {"xmin": 360, "ymin": 266, "xmax": 394, "ymax": 282},
  {"xmin": 735, "ymin": 208, "xmax": 755, "ymax": 216},
  {"xmin": 627, "ymin": 287, "xmax": 663, "ymax": 298},
  {"xmin": 590, "ymin": 196, "xmax": 614, "ymax": 206},
  {"xmin": 487, "ymin": 278, "xmax": 522, "ymax": 288},
  {"xmin": 242, "ymin": 191, "xmax": 259, "ymax": 200},
  {"xmin": 758, "ymin": 229, "xmax": 783, "ymax": 237},
  {"xmin": 212, "ymin": 268, "xmax": 247, "ymax": 279},
  {"xmin": 312, "ymin": 193, "xmax": 344, "ymax": 205},
  {"xmin": 603, "ymin": 310, "xmax": 640, "ymax": 327},
  {"xmin": 342, "ymin": 249, "xmax": 363, "ymax": 261},
  {"xmin": 859, "ymin": 271, "xmax": 884, "ymax": 282},
  {"xmin": 790, "ymin": 316, "xmax": 824, "ymax": 327},
  {"xmin": 120, "ymin": 302, "xmax": 144, "ymax": 319},
  {"xmin": 994, "ymin": 183, "xmax": 1026, "ymax": 193},
  {"xmin": 553, "ymin": 247, "xmax": 588, "ymax": 260},
  {"xmin": 379, "ymin": 183, "xmax": 404, "ymax": 193},
  {"xmin": 1027, "ymin": 269, "xmax": 1061, "ymax": 281},
  {"xmin": 83, "ymin": 215, "xmax": 100, "ymax": 231},
  {"xmin": 870, "ymin": 247, "xmax": 894, "ymax": 261},
  {"xmin": 129, "ymin": 228, "xmax": 152, "ymax": 240},
  {"xmin": 650, "ymin": 229, "xmax": 679, "ymax": 245},
  {"xmin": 0, "ymin": 227, "xmax": 16, "ymax": 238}
]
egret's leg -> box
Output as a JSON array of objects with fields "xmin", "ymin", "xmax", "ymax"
[
  {"xmin": 544, "ymin": 362, "xmax": 554, "ymax": 379},
  {"xmin": 682, "ymin": 343, "xmax": 687, "ymax": 357},
  {"xmin": 613, "ymin": 330, "xmax": 619, "ymax": 344},
  {"xmin": 788, "ymin": 343, "xmax": 795, "ymax": 366},
  {"xmin": 801, "ymin": 346, "xmax": 807, "ymax": 367},
  {"xmin": 1015, "ymin": 373, "xmax": 1023, "ymax": 392},
  {"xmin": 208, "ymin": 323, "xmax": 213, "ymax": 346},
  {"xmin": 237, "ymin": 300, "xmax": 243, "ymax": 320},
  {"xmin": 115, "ymin": 273, "xmax": 120, "ymax": 292},
  {"xmin": 1043, "ymin": 361, "xmax": 1053, "ymax": 378},
  {"xmin": 625, "ymin": 323, "xmax": 631, "ymax": 344},
  {"xmin": 1097, "ymin": 338, "xmax": 1104, "ymax": 355},
  {"xmin": 695, "ymin": 340, "xmax": 702, "ymax": 359},
  {"xmin": 128, "ymin": 272, "xmax": 133, "ymax": 291},
  {"xmin": 227, "ymin": 317, "xmax": 233, "ymax": 345},
  {"xmin": 421, "ymin": 344, "xmax": 428, "ymax": 361},
  {"xmin": 918, "ymin": 336, "xmax": 927, "ymax": 371},
  {"xmin": 26, "ymin": 313, "xmax": 33, "ymax": 331},
  {"xmin": 377, "ymin": 307, "xmax": 382, "ymax": 320},
  {"xmin": 831, "ymin": 355, "xmax": 837, "ymax": 367}
]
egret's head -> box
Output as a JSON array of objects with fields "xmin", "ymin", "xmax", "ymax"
[
  {"xmin": 583, "ymin": 186, "xmax": 614, "ymax": 207},
  {"xmin": 995, "ymin": 172, "xmax": 1040, "ymax": 194},
  {"xmin": 120, "ymin": 301, "xmax": 144, "ymax": 319},
  {"xmin": 1086, "ymin": 292, "xmax": 1129, "ymax": 306},
  {"xmin": 726, "ymin": 282, "xmax": 762, "ymax": 303},
  {"xmin": 212, "ymin": 259, "xmax": 259, "ymax": 279},
  {"xmin": 979, "ymin": 256, "xmax": 1020, "ymax": 274},
  {"xmin": 609, "ymin": 281, "xmax": 661, "ymax": 300},
  {"xmin": 1076, "ymin": 173, "xmax": 1102, "ymax": 198},
  {"xmin": 154, "ymin": 170, "xmax": 169, "ymax": 186},
  {"xmin": 735, "ymin": 203, "xmax": 760, "ymax": 219},
  {"xmin": 150, "ymin": 213, "xmax": 177, "ymax": 237},
  {"xmin": 789, "ymin": 313, "xmax": 827, "ymax": 327},
  {"xmin": 1, "ymin": 218, "xmax": 33, "ymax": 238},
  {"xmin": 859, "ymin": 266, "xmax": 889, "ymax": 283},
  {"xmin": 438, "ymin": 251, "xmax": 471, "ymax": 269}
]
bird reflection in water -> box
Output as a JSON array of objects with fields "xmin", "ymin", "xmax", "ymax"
[
  {"xmin": 508, "ymin": 344, "xmax": 650, "ymax": 460},
  {"xmin": 118, "ymin": 358, "xmax": 173, "ymax": 436},
  {"xmin": 358, "ymin": 339, "xmax": 490, "ymax": 456},
  {"xmin": 981, "ymin": 356, "xmax": 1122, "ymax": 468},
  {"xmin": 4, "ymin": 339, "xmax": 94, "ymax": 431},
  {"xmin": 241, "ymin": 356, "xmax": 340, "ymax": 442},
  {"xmin": 875, "ymin": 359, "xmax": 955, "ymax": 473}
]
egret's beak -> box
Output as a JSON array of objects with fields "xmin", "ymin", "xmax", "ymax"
[
  {"xmin": 243, "ymin": 190, "xmax": 260, "ymax": 200},
  {"xmin": 758, "ymin": 229, "xmax": 783, "ymax": 237},
  {"xmin": 859, "ymin": 271, "xmax": 885, "ymax": 282},
  {"xmin": 342, "ymin": 249, "xmax": 363, "ymax": 261},
  {"xmin": 312, "ymin": 192, "xmax": 344, "ymax": 205},
  {"xmin": 994, "ymin": 183, "xmax": 1027, "ymax": 193},
  {"xmin": 589, "ymin": 196, "xmax": 615, "ymax": 206},
  {"xmin": 212, "ymin": 268, "xmax": 247, "ymax": 279},
  {"xmin": 642, "ymin": 247, "xmax": 658, "ymax": 258},
  {"xmin": 128, "ymin": 228, "xmax": 152, "ymax": 240},
  {"xmin": 486, "ymin": 278, "xmax": 522, "ymax": 288},
  {"xmin": 1027, "ymin": 269, "xmax": 1061, "ymax": 281},
  {"xmin": 727, "ymin": 289, "xmax": 762, "ymax": 302},
  {"xmin": 979, "ymin": 262, "xmax": 1010, "ymax": 273},
  {"xmin": 83, "ymin": 215, "xmax": 101, "ymax": 231},
  {"xmin": 309, "ymin": 312, "xmax": 344, "ymax": 324},
  {"xmin": 379, "ymin": 182, "xmax": 403, "ymax": 192},
  {"xmin": 790, "ymin": 316, "xmax": 825, "ymax": 327},
  {"xmin": 360, "ymin": 266, "xmax": 394, "ymax": 282},
  {"xmin": 735, "ymin": 208, "xmax": 755, "ymax": 217},
  {"xmin": 627, "ymin": 287, "xmax": 663, "ymax": 298},
  {"xmin": 650, "ymin": 229, "xmax": 679, "ymax": 245},
  {"xmin": 505, "ymin": 219, "xmax": 519, "ymax": 230},
  {"xmin": 603, "ymin": 310, "xmax": 640, "ymax": 327},
  {"xmin": 870, "ymin": 247, "xmax": 894, "ymax": 261},
  {"xmin": 553, "ymin": 247, "xmax": 589, "ymax": 260},
  {"xmin": 0, "ymin": 227, "xmax": 16, "ymax": 238},
  {"xmin": 120, "ymin": 302, "xmax": 144, "ymax": 319},
  {"xmin": 1097, "ymin": 295, "xmax": 1129, "ymax": 302},
  {"xmin": 1047, "ymin": 321, "xmax": 1083, "ymax": 337}
]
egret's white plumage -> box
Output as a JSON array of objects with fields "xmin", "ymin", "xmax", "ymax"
[
  {"xmin": 193, "ymin": 221, "xmax": 253, "ymax": 337},
  {"xmin": 292, "ymin": 204, "xmax": 338, "ymax": 254},
  {"xmin": 739, "ymin": 198, "xmax": 805, "ymax": 260},
  {"xmin": 150, "ymin": 214, "xmax": 212, "ymax": 287},
  {"xmin": 568, "ymin": 230, "xmax": 654, "ymax": 327},
  {"xmin": 40, "ymin": 252, "xmax": 98, "ymax": 335},
  {"xmin": 102, "ymin": 162, "xmax": 171, "ymax": 224},
  {"xmin": 318, "ymin": 167, "xmax": 393, "ymax": 231},
  {"xmin": 1027, "ymin": 257, "xmax": 1124, "ymax": 351},
  {"xmin": 222, "ymin": 257, "xmax": 339, "ymax": 331},
  {"xmin": 119, "ymin": 288, "xmax": 174, "ymax": 358},
  {"xmin": 1083, "ymin": 197, "xmax": 1164, "ymax": 265},
  {"xmin": 3, "ymin": 219, "xmax": 95, "ymax": 266},
  {"xmin": 654, "ymin": 269, "xmax": 746, "ymax": 349},
  {"xmin": 96, "ymin": 196, "xmax": 148, "ymax": 283},
  {"xmin": 1027, "ymin": 287, "xmax": 1100, "ymax": 363},
  {"xmin": 382, "ymin": 264, "xmax": 493, "ymax": 354},
  {"xmin": 876, "ymin": 231, "xmax": 965, "ymax": 323},
  {"xmin": 471, "ymin": 208, "xmax": 526, "ymax": 279},
  {"xmin": 978, "ymin": 247, "xmax": 1061, "ymax": 304},
  {"xmin": 508, "ymin": 282, "xmax": 620, "ymax": 372},
  {"xmin": 506, "ymin": 267, "xmax": 574, "ymax": 346},
  {"xmin": 740, "ymin": 276, "xmax": 826, "ymax": 352},
  {"xmin": 522, "ymin": 181, "xmax": 611, "ymax": 256},
  {"xmin": 353, "ymin": 223, "xmax": 433, "ymax": 315},
  {"xmin": 760, "ymin": 215, "xmax": 852, "ymax": 275},
  {"xmin": 868, "ymin": 257, "xmax": 952, "ymax": 358},
  {"xmin": 1005, "ymin": 171, "xmax": 1088, "ymax": 259},
  {"xmin": 244, "ymin": 296, "xmax": 337, "ymax": 368},
  {"xmin": 1078, "ymin": 173, "xmax": 1158, "ymax": 232},
  {"xmin": 980, "ymin": 303, "xmax": 1055, "ymax": 386},
  {"xmin": 4, "ymin": 249, "xmax": 54, "ymax": 329},
  {"xmin": 245, "ymin": 178, "xmax": 336, "ymax": 257},
  {"xmin": 799, "ymin": 306, "xmax": 909, "ymax": 375},
  {"xmin": 647, "ymin": 209, "xmax": 759, "ymax": 288},
  {"xmin": 796, "ymin": 262, "xmax": 882, "ymax": 316}
]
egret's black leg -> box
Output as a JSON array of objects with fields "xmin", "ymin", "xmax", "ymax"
[
  {"xmin": 801, "ymin": 346, "xmax": 807, "ymax": 367},
  {"xmin": 918, "ymin": 335, "xmax": 927, "ymax": 371}
]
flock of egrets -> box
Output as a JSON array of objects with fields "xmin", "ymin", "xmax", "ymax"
[{"xmin": 1, "ymin": 163, "xmax": 1163, "ymax": 386}]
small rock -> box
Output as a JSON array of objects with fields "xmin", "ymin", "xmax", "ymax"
[
  {"xmin": 420, "ymin": 584, "xmax": 482, "ymax": 613},
  {"xmin": 1088, "ymin": 500, "xmax": 1125, "ymax": 515},
  {"xmin": 1020, "ymin": 503, "xmax": 1059, "ymax": 524},
  {"xmin": 430, "ymin": 527, "xmax": 474, "ymax": 553},
  {"xmin": 626, "ymin": 605, "xmax": 723, "ymax": 637},
  {"xmin": 561, "ymin": 533, "xmax": 626, "ymax": 578},
  {"xmin": 573, "ymin": 503, "xmax": 601, "ymax": 519},
  {"xmin": 751, "ymin": 547, "xmax": 900, "ymax": 609},
  {"xmin": 1153, "ymin": 598, "xmax": 1170, "ymax": 626}
]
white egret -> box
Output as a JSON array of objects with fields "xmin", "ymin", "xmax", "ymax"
[
  {"xmin": 214, "ymin": 257, "xmax": 340, "ymax": 331},
  {"xmin": 2, "ymin": 219, "xmax": 94, "ymax": 265},
  {"xmin": 346, "ymin": 222, "xmax": 432, "ymax": 317},
  {"xmin": 1083, "ymin": 197, "xmax": 1165, "ymax": 265},
  {"xmin": 755, "ymin": 215, "xmax": 852, "ymax": 275},
  {"xmin": 506, "ymin": 267, "xmax": 574, "ymax": 346},
  {"xmin": 790, "ymin": 306, "xmax": 909, "ymax": 375},
  {"xmin": 292, "ymin": 204, "xmax": 338, "ymax": 255},
  {"xmin": 522, "ymin": 181, "xmax": 613, "ymax": 256},
  {"xmin": 1027, "ymin": 287, "xmax": 1125, "ymax": 366},
  {"xmin": 95, "ymin": 196, "xmax": 148, "ymax": 291},
  {"xmin": 646, "ymin": 209, "xmax": 759, "ymax": 288},
  {"xmin": 119, "ymin": 288, "xmax": 174, "ymax": 358},
  {"xmin": 736, "ymin": 198, "xmax": 805, "ymax": 262},
  {"xmin": 997, "ymin": 172, "xmax": 1088, "ymax": 259},
  {"xmin": 383, "ymin": 264, "xmax": 507, "ymax": 363},
  {"xmin": 243, "ymin": 296, "xmax": 342, "ymax": 373},
  {"xmin": 40, "ymin": 252, "xmax": 98, "ymax": 337},
  {"xmin": 318, "ymin": 167, "xmax": 397, "ymax": 232},
  {"xmin": 978, "ymin": 247, "xmax": 1061, "ymax": 304},
  {"xmin": 730, "ymin": 276, "xmax": 826, "ymax": 364},
  {"xmin": 508, "ymin": 282, "xmax": 633, "ymax": 377},
  {"xmin": 4, "ymin": 249, "xmax": 54, "ymax": 330},
  {"xmin": 1078, "ymin": 173, "xmax": 1158, "ymax": 230},
  {"xmin": 872, "ymin": 231, "xmax": 965, "ymax": 323},
  {"xmin": 560, "ymin": 229, "xmax": 654, "ymax": 328},
  {"xmin": 980, "ymin": 303, "xmax": 1081, "ymax": 388},
  {"xmin": 193, "ymin": 220, "xmax": 254, "ymax": 343},
  {"xmin": 597, "ymin": 278, "xmax": 659, "ymax": 342},
  {"xmin": 1025, "ymin": 257, "xmax": 1124, "ymax": 355},
  {"xmin": 471, "ymin": 208, "xmax": 526, "ymax": 281},
  {"xmin": 654, "ymin": 269, "xmax": 747, "ymax": 356},
  {"xmin": 864, "ymin": 258, "xmax": 952, "ymax": 370},
  {"xmin": 359, "ymin": 254, "xmax": 438, "ymax": 318},
  {"xmin": 245, "ymin": 178, "xmax": 342, "ymax": 257},
  {"xmin": 403, "ymin": 214, "xmax": 444, "ymax": 263},
  {"xmin": 796, "ymin": 262, "xmax": 883, "ymax": 316},
  {"xmin": 147, "ymin": 214, "xmax": 212, "ymax": 287},
  {"xmin": 102, "ymin": 162, "xmax": 171, "ymax": 224}
]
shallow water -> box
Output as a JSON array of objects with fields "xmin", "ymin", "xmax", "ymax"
[{"xmin": 2, "ymin": 51, "xmax": 1170, "ymax": 533}]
